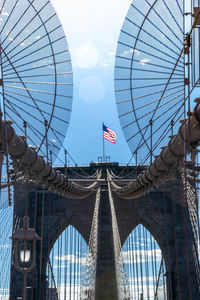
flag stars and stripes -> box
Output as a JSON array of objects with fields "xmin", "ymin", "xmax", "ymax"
[{"xmin": 103, "ymin": 124, "xmax": 116, "ymax": 144}]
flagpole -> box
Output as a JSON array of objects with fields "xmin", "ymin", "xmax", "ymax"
[{"xmin": 102, "ymin": 123, "xmax": 105, "ymax": 162}]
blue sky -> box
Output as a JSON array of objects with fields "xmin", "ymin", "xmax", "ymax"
[
  {"xmin": 51, "ymin": 0, "xmax": 133, "ymax": 166},
  {"xmin": 50, "ymin": 0, "xmax": 200, "ymax": 168},
  {"xmin": 0, "ymin": 1, "xmax": 186, "ymax": 298},
  {"xmin": 50, "ymin": 224, "xmax": 165, "ymax": 300}
]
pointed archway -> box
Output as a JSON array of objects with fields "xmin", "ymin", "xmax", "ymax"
[
  {"xmin": 47, "ymin": 225, "xmax": 95, "ymax": 300},
  {"xmin": 121, "ymin": 224, "xmax": 167, "ymax": 300}
]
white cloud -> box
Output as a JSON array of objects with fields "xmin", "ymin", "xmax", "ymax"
[
  {"xmin": 54, "ymin": 284, "xmax": 96, "ymax": 300},
  {"xmin": 132, "ymin": 49, "xmax": 140, "ymax": 56},
  {"xmin": 120, "ymin": 48, "xmax": 140, "ymax": 57},
  {"xmin": 53, "ymin": 284, "xmax": 81, "ymax": 300},
  {"xmin": 122, "ymin": 248, "xmax": 162, "ymax": 264},
  {"xmin": 0, "ymin": 295, "xmax": 9, "ymax": 300},
  {"xmin": 50, "ymin": 138, "xmax": 57, "ymax": 143},
  {"xmin": 72, "ymin": 43, "xmax": 99, "ymax": 69},
  {"xmin": 47, "ymin": 281, "xmax": 165, "ymax": 300},
  {"xmin": 2, "ymin": 11, "xmax": 9, "ymax": 16},
  {"xmin": 0, "ymin": 288, "xmax": 9, "ymax": 300},
  {"xmin": 121, "ymin": 50, "xmax": 129, "ymax": 56},
  {"xmin": 0, "ymin": 244, "xmax": 11, "ymax": 249},
  {"xmin": 54, "ymin": 253, "xmax": 86, "ymax": 265},
  {"xmin": 140, "ymin": 58, "xmax": 151, "ymax": 66},
  {"xmin": 101, "ymin": 62, "xmax": 110, "ymax": 67},
  {"xmin": 120, "ymin": 280, "xmax": 166, "ymax": 300},
  {"xmin": 51, "ymin": 0, "xmax": 132, "ymax": 41},
  {"xmin": 51, "ymin": 0, "xmax": 133, "ymax": 73},
  {"xmin": 100, "ymin": 53, "xmax": 115, "ymax": 67},
  {"xmin": 109, "ymin": 51, "xmax": 115, "ymax": 56}
]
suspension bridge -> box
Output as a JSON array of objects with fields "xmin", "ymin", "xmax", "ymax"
[{"xmin": 0, "ymin": 0, "xmax": 200, "ymax": 299}]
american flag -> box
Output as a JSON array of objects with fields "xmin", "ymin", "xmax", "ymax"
[{"xmin": 103, "ymin": 124, "xmax": 116, "ymax": 144}]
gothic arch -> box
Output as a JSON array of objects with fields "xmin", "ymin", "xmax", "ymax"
[
  {"xmin": 121, "ymin": 224, "xmax": 167, "ymax": 300},
  {"xmin": 47, "ymin": 225, "xmax": 89, "ymax": 299}
]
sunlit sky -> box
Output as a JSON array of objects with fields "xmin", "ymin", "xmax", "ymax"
[
  {"xmin": 51, "ymin": 0, "xmax": 133, "ymax": 166},
  {"xmin": 0, "ymin": 2, "xmax": 194, "ymax": 299}
]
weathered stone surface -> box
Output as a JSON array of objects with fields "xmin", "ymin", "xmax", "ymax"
[{"xmin": 10, "ymin": 163, "xmax": 200, "ymax": 300}]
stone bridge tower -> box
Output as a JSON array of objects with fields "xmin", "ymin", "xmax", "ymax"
[{"xmin": 9, "ymin": 162, "xmax": 200, "ymax": 300}]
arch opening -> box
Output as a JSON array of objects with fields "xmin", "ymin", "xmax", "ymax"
[
  {"xmin": 121, "ymin": 224, "xmax": 167, "ymax": 300},
  {"xmin": 47, "ymin": 225, "xmax": 93, "ymax": 300}
]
